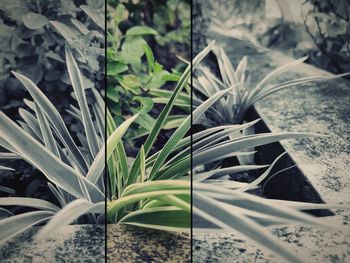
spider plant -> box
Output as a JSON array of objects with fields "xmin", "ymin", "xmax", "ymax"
[
  {"xmin": 0, "ymin": 46, "xmax": 105, "ymax": 243},
  {"xmin": 193, "ymin": 43, "xmax": 348, "ymax": 126},
  {"xmin": 106, "ymin": 41, "xmax": 348, "ymax": 263},
  {"xmin": 105, "ymin": 40, "xmax": 216, "ymax": 229}
]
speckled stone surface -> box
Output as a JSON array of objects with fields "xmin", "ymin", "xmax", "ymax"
[
  {"xmin": 0, "ymin": 225, "xmax": 105, "ymax": 262},
  {"xmin": 194, "ymin": 218, "xmax": 350, "ymax": 263},
  {"xmin": 107, "ymin": 225, "xmax": 190, "ymax": 263},
  {"xmin": 193, "ymin": 1, "xmax": 350, "ymax": 262}
]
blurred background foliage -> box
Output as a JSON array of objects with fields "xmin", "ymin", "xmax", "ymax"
[
  {"xmin": 0, "ymin": 0, "xmax": 105, "ymax": 118},
  {"xmin": 201, "ymin": 0, "xmax": 350, "ymax": 78},
  {"xmin": 109, "ymin": 0, "xmax": 190, "ymax": 69}
]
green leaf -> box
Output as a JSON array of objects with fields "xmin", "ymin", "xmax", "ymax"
[
  {"xmin": 118, "ymin": 74, "xmax": 142, "ymax": 90},
  {"xmin": 143, "ymin": 43, "xmax": 155, "ymax": 73},
  {"xmin": 80, "ymin": 5, "xmax": 104, "ymax": 30},
  {"xmin": 120, "ymin": 207, "xmax": 190, "ymax": 231},
  {"xmin": 50, "ymin": 21, "xmax": 80, "ymax": 43},
  {"xmin": 107, "ymin": 61, "xmax": 128, "ymax": 75},
  {"xmin": 126, "ymin": 26, "xmax": 157, "ymax": 36},
  {"xmin": 22, "ymin": 12, "xmax": 48, "ymax": 30}
]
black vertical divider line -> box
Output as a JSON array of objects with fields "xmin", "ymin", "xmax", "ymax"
[
  {"xmin": 190, "ymin": 0, "xmax": 193, "ymax": 262},
  {"xmin": 104, "ymin": 0, "xmax": 108, "ymax": 262}
]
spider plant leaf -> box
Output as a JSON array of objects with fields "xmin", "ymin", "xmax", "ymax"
[
  {"xmin": 107, "ymin": 114, "xmax": 139, "ymax": 160},
  {"xmin": 197, "ymin": 165, "xmax": 269, "ymax": 181},
  {"xmin": 193, "ymin": 132, "xmax": 317, "ymax": 166},
  {"xmin": 65, "ymin": 46, "xmax": 100, "ymax": 158},
  {"xmin": 18, "ymin": 120, "xmax": 42, "ymax": 143},
  {"xmin": 156, "ymin": 195, "xmax": 191, "ymax": 212},
  {"xmin": 0, "ymin": 152, "xmax": 19, "ymax": 160},
  {"xmin": 47, "ymin": 182, "xmax": 66, "ymax": 207},
  {"xmin": 77, "ymin": 175, "xmax": 92, "ymax": 202},
  {"xmin": 35, "ymin": 103, "xmax": 60, "ymax": 158},
  {"xmin": 119, "ymin": 206, "xmax": 190, "ymax": 231},
  {"xmin": 195, "ymin": 183, "xmax": 337, "ymax": 230},
  {"xmin": 140, "ymin": 146, "xmax": 145, "ymax": 183},
  {"xmin": 92, "ymin": 88, "xmax": 105, "ymax": 121},
  {"xmin": 0, "ymin": 138, "xmax": 20, "ymax": 156},
  {"xmin": 248, "ymin": 73, "xmax": 350, "ymax": 107},
  {"xmin": 162, "ymin": 115, "xmax": 188, "ymax": 130},
  {"xmin": 122, "ymin": 180, "xmax": 189, "ymax": 197},
  {"xmin": 238, "ymin": 152, "xmax": 288, "ymax": 192},
  {"xmin": 0, "ymin": 112, "xmax": 104, "ymax": 202},
  {"xmin": 155, "ymin": 156, "xmax": 190, "ymax": 180},
  {"xmin": 80, "ymin": 5, "xmax": 104, "ymax": 30},
  {"xmin": 214, "ymin": 46, "xmax": 237, "ymax": 87},
  {"xmin": 92, "ymin": 104, "xmax": 104, "ymax": 144},
  {"xmin": 193, "ymin": 192, "xmax": 304, "ymax": 263},
  {"xmin": 0, "ymin": 165, "xmax": 14, "ymax": 171},
  {"xmin": 149, "ymin": 89, "xmax": 191, "ymax": 104},
  {"xmin": 193, "ymin": 120, "xmax": 259, "ymax": 153},
  {"xmin": 149, "ymin": 88, "xmax": 229, "ymax": 180},
  {"xmin": 86, "ymin": 145, "xmax": 105, "ymax": 185},
  {"xmin": 253, "ymin": 56, "xmax": 308, "ymax": 95},
  {"xmin": 18, "ymin": 108, "xmax": 42, "ymax": 139},
  {"xmin": 0, "ymin": 197, "xmax": 60, "ymax": 212},
  {"xmin": 107, "ymin": 189, "xmax": 189, "ymax": 221},
  {"xmin": 36, "ymin": 199, "xmax": 105, "ymax": 240},
  {"xmin": 127, "ymin": 41, "xmax": 215, "ymax": 186},
  {"xmin": 11, "ymin": 71, "xmax": 89, "ymax": 174},
  {"xmin": 0, "ymin": 207, "xmax": 13, "ymax": 216},
  {"xmin": 267, "ymin": 199, "xmax": 349, "ymax": 211},
  {"xmin": 235, "ymin": 56, "xmax": 248, "ymax": 81},
  {"xmin": 0, "ymin": 211, "xmax": 54, "ymax": 244},
  {"xmin": 107, "ymin": 111, "xmax": 124, "ymax": 198}
]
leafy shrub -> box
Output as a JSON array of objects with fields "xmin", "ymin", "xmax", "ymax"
[
  {"xmin": 108, "ymin": 0, "xmax": 190, "ymax": 66},
  {"xmin": 0, "ymin": 0, "xmax": 104, "ymax": 114},
  {"xmin": 107, "ymin": 3, "xmax": 187, "ymax": 138},
  {"xmin": 304, "ymin": 0, "xmax": 350, "ymax": 74}
]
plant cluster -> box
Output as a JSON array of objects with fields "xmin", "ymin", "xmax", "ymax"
[
  {"xmin": 106, "ymin": 38, "xmax": 348, "ymax": 262},
  {"xmin": 0, "ymin": 2, "xmax": 349, "ymax": 263},
  {"xmin": 193, "ymin": 44, "xmax": 347, "ymax": 127},
  {"xmin": 0, "ymin": 47, "xmax": 105, "ymax": 243}
]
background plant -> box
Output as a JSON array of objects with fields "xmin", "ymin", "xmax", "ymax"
[
  {"xmin": 108, "ymin": 0, "xmax": 190, "ymax": 68},
  {"xmin": 303, "ymin": 0, "xmax": 350, "ymax": 75},
  {"xmin": 193, "ymin": 43, "xmax": 348, "ymax": 127},
  {"xmin": 107, "ymin": 3, "xmax": 189, "ymax": 139}
]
